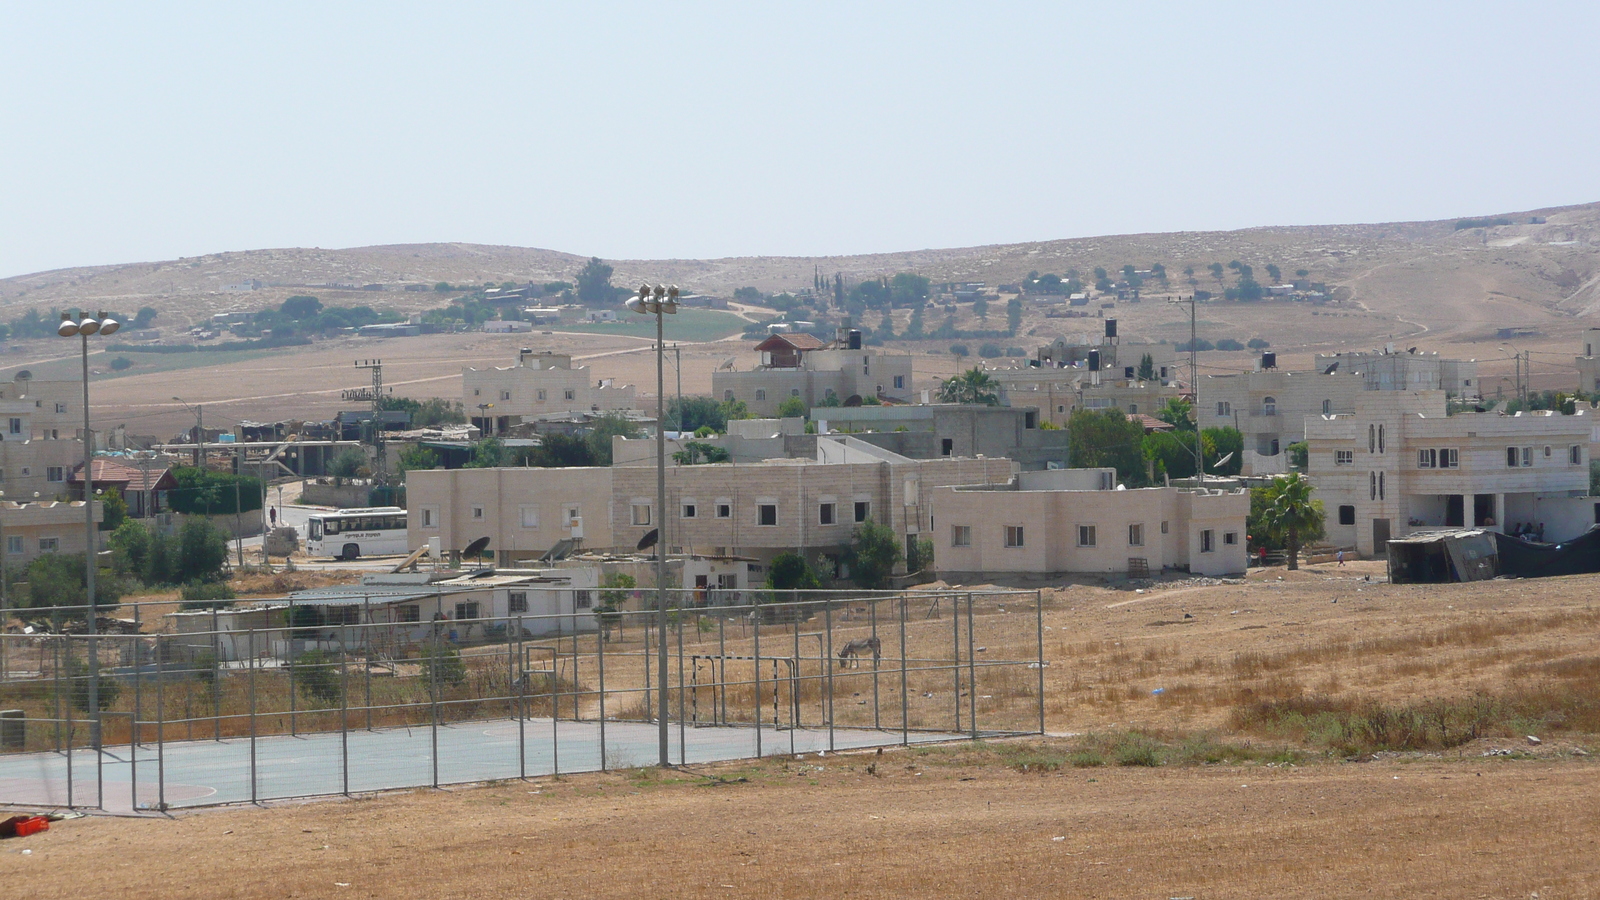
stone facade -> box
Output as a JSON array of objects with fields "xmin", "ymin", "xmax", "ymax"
[
  {"xmin": 1306, "ymin": 391, "xmax": 1595, "ymax": 557},
  {"xmin": 1576, "ymin": 328, "xmax": 1600, "ymax": 394},
  {"xmin": 712, "ymin": 335, "xmax": 915, "ymax": 416},
  {"xmin": 934, "ymin": 469, "xmax": 1249, "ymax": 578},
  {"xmin": 463, "ymin": 349, "xmax": 637, "ymax": 433},
  {"xmin": 1197, "ymin": 369, "xmax": 1367, "ymax": 473},
  {"xmin": 1312, "ymin": 348, "xmax": 1480, "ymax": 397}
]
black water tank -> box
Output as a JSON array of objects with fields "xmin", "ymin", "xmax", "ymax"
[
  {"xmin": 1105, "ymin": 318, "xmax": 1117, "ymax": 338},
  {"xmin": 1262, "ymin": 351, "xmax": 1277, "ymax": 369},
  {"xmin": 1088, "ymin": 349, "xmax": 1101, "ymax": 371},
  {"xmin": 848, "ymin": 329, "xmax": 862, "ymax": 350}
]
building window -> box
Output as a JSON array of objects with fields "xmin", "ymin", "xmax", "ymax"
[
  {"xmin": 755, "ymin": 390, "xmax": 766, "ymax": 401},
  {"xmin": 420, "ymin": 507, "xmax": 437, "ymax": 528},
  {"xmin": 1369, "ymin": 424, "xmax": 1376, "ymax": 453},
  {"xmin": 952, "ymin": 525, "xmax": 971, "ymax": 547},
  {"xmin": 893, "ymin": 375, "xmax": 905, "ymax": 389},
  {"xmin": 500, "ymin": 390, "xmax": 511, "ymax": 401},
  {"xmin": 537, "ymin": 389, "xmax": 547, "ymax": 401},
  {"xmin": 1085, "ymin": 398, "xmax": 1112, "ymax": 409},
  {"xmin": 1263, "ymin": 396, "xmax": 1277, "ymax": 416},
  {"xmin": 757, "ymin": 504, "xmax": 778, "ymax": 526},
  {"xmin": 1336, "ymin": 450, "xmax": 1354, "ymax": 466},
  {"xmin": 46, "ymin": 467, "xmax": 64, "ymax": 483},
  {"xmin": 1545, "ymin": 445, "xmax": 1553, "ymax": 458},
  {"xmin": 1339, "ymin": 505, "xmax": 1356, "ymax": 525},
  {"xmin": 1370, "ymin": 471, "xmax": 1377, "ymax": 500},
  {"xmin": 1379, "ymin": 471, "xmax": 1385, "ymax": 500},
  {"xmin": 54, "ymin": 403, "xmax": 67, "ymax": 414},
  {"xmin": 940, "ymin": 438, "xmax": 953, "ymax": 456},
  {"xmin": 1200, "ymin": 530, "xmax": 1214, "ymax": 553},
  {"xmin": 574, "ymin": 590, "xmax": 593, "ymax": 610},
  {"xmin": 1507, "ymin": 447, "xmax": 1520, "ymax": 467},
  {"xmin": 1128, "ymin": 404, "xmax": 1137, "ymax": 414},
  {"xmin": 5, "ymin": 536, "xmax": 21, "ymax": 555},
  {"xmin": 1006, "ymin": 525, "xmax": 1026, "ymax": 548},
  {"xmin": 1024, "ymin": 411, "xmax": 1038, "ymax": 429},
  {"xmin": 397, "ymin": 605, "xmax": 421, "ymax": 623},
  {"xmin": 631, "ymin": 503, "xmax": 652, "ymax": 526},
  {"xmin": 682, "ymin": 503, "xmax": 697, "ymax": 519},
  {"xmin": 1216, "ymin": 401, "xmax": 1231, "ymax": 417},
  {"xmin": 724, "ymin": 390, "xmax": 735, "ymax": 401},
  {"xmin": 1076, "ymin": 525, "xmax": 1095, "ymax": 547},
  {"xmin": 716, "ymin": 502, "xmax": 731, "ymax": 518},
  {"xmin": 851, "ymin": 500, "xmax": 869, "ymax": 523},
  {"xmin": 1160, "ymin": 520, "xmax": 1169, "ymax": 534},
  {"xmin": 1572, "ymin": 445, "xmax": 1584, "ymax": 466},
  {"xmin": 1522, "ymin": 446, "xmax": 1533, "ymax": 467},
  {"xmin": 454, "ymin": 601, "xmax": 481, "ymax": 621},
  {"xmin": 1321, "ymin": 399, "xmax": 1332, "ymax": 416},
  {"xmin": 473, "ymin": 389, "xmax": 481, "ymax": 396},
  {"xmin": 508, "ymin": 592, "xmax": 529, "ymax": 614},
  {"xmin": 819, "ymin": 502, "xmax": 835, "ymax": 525},
  {"xmin": 790, "ymin": 388, "xmax": 801, "ymax": 398},
  {"xmin": 38, "ymin": 538, "xmax": 60, "ymax": 553},
  {"xmin": 564, "ymin": 389, "xmax": 575, "ymax": 401},
  {"xmin": 1224, "ymin": 532, "xmax": 1238, "ymax": 545},
  {"xmin": 471, "ymin": 506, "xmax": 484, "ymax": 520},
  {"xmin": 1128, "ymin": 523, "xmax": 1144, "ymax": 547},
  {"xmin": 520, "ymin": 507, "xmax": 539, "ymax": 528},
  {"xmin": 1378, "ymin": 425, "xmax": 1385, "ymax": 454},
  {"xmin": 1439, "ymin": 449, "xmax": 1458, "ymax": 468},
  {"xmin": 1418, "ymin": 449, "xmax": 1435, "ymax": 468}
]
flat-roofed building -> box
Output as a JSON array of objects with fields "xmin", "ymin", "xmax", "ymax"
[
  {"xmin": 1306, "ymin": 391, "xmax": 1594, "ymax": 557},
  {"xmin": 712, "ymin": 332, "xmax": 915, "ymax": 416},
  {"xmin": 463, "ymin": 348, "xmax": 637, "ymax": 434}
]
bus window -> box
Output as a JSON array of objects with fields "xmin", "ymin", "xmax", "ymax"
[
  {"xmin": 323, "ymin": 518, "xmax": 340, "ymax": 535},
  {"xmin": 309, "ymin": 520, "xmax": 323, "ymax": 541}
]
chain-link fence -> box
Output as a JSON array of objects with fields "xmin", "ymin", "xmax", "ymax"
[{"xmin": 0, "ymin": 588, "xmax": 1043, "ymax": 813}]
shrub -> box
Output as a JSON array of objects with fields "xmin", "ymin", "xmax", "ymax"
[
  {"xmin": 1214, "ymin": 338, "xmax": 1245, "ymax": 351},
  {"xmin": 179, "ymin": 580, "xmax": 236, "ymax": 610},
  {"xmin": 1113, "ymin": 732, "xmax": 1163, "ymax": 767},
  {"xmin": 977, "ymin": 343, "xmax": 1003, "ymax": 358},
  {"xmin": 1004, "ymin": 347, "xmax": 1026, "ymax": 357},
  {"xmin": 948, "ymin": 344, "xmax": 970, "ymax": 357},
  {"xmin": 294, "ymin": 651, "xmax": 344, "ymax": 707},
  {"xmin": 109, "ymin": 356, "xmax": 133, "ymax": 371}
]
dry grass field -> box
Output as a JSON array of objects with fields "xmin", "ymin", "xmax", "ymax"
[{"xmin": 4, "ymin": 561, "xmax": 1599, "ymax": 897}]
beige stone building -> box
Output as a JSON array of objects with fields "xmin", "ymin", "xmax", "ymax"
[
  {"xmin": 1313, "ymin": 347, "xmax": 1479, "ymax": 397},
  {"xmin": 1, "ymin": 499, "xmax": 104, "ymax": 567},
  {"xmin": 1576, "ymin": 327, "xmax": 1600, "ymax": 394},
  {"xmin": 1306, "ymin": 391, "xmax": 1595, "ymax": 557},
  {"xmin": 988, "ymin": 367, "xmax": 1179, "ymax": 427},
  {"xmin": 407, "ymin": 438, "xmax": 1013, "ymax": 570},
  {"xmin": 712, "ymin": 333, "xmax": 916, "ymax": 416},
  {"xmin": 0, "ymin": 377, "xmax": 96, "ymax": 503},
  {"xmin": 1197, "ymin": 368, "xmax": 1368, "ymax": 475},
  {"xmin": 462, "ymin": 349, "xmax": 638, "ymax": 434},
  {"xmin": 933, "ymin": 469, "xmax": 1249, "ymax": 579}
]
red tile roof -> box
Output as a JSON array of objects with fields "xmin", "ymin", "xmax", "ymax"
[
  {"xmin": 755, "ymin": 332, "xmax": 826, "ymax": 352},
  {"xmin": 69, "ymin": 459, "xmax": 173, "ymax": 491}
]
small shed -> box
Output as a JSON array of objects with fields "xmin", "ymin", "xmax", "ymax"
[{"xmin": 1386, "ymin": 530, "xmax": 1498, "ymax": 584}]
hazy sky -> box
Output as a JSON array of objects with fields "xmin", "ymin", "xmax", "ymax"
[{"xmin": 3, "ymin": 2, "xmax": 1598, "ymax": 277}]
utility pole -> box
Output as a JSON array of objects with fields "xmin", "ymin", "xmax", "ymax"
[
  {"xmin": 1170, "ymin": 295, "xmax": 1204, "ymax": 484},
  {"xmin": 345, "ymin": 360, "xmax": 388, "ymax": 487}
]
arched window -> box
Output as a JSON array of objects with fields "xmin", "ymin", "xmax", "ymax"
[
  {"xmin": 1369, "ymin": 424, "xmax": 1376, "ymax": 453},
  {"xmin": 1263, "ymin": 396, "xmax": 1277, "ymax": 416},
  {"xmin": 1322, "ymin": 399, "xmax": 1332, "ymax": 416},
  {"xmin": 1370, "ymin": 471, "xmax": 1377, "ymax": 501},
  {"xmin": 1379, "ymin": 471, "xmax": 1385, "ymax": 500},
  {"xmin": 1378, "ymin": 424, "xmax": 1385, "ymax": 454}
]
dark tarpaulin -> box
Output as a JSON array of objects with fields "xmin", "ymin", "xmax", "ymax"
[{"xmin": 1492, "ymin": 525, "xmax": 1600, "ymax": 578}]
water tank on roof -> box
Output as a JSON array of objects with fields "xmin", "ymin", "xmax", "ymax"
[
  {"xmin": 1261, "ymin": 351, "xmax": 1277, "ymax": 370},
  {"xmin": 1088, "ymin": 349, "xmax": 1101, "ymax": 372},
  {"xmin": 848, "ymin": 329, "xmax": 861, "ymax": 350},
  {"xmin": 1105, "ymin": 318, "xmax": 1117, "ymax": 338}
]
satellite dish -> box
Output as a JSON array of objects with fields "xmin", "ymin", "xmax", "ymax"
[
  {"xmin": 1321, "ymin": 362, "xmax": 1339, "ymax": 375},
  {"xmin": 636, "ymin": 528, "xmax": 659, "ymax": 552},
  {"xmin": 1212, "ymin": 451, "xmax": 1235, "ymax": 469},
  {"xmin": 463, "ymin": 536, "xmax": 491, "ymax": 560},
  {"xmin": 842, "ymin": 394, "xmax": 863, "ymax": 407},
  {"xmin": 14, "ymin": 370, "xmax": 31, "ymax": 381},
  {"xmin": 718, "ymin": 356, "xmax": 737, "ymax": 371}
]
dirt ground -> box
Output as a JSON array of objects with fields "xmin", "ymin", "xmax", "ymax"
[
  {"xmin": 1, "ymin": 748, "xmax": 1595, "ymax": 899},
  {"xmin": 4, "ymin": 562, "xmax": 1600, "ymax": 897}
]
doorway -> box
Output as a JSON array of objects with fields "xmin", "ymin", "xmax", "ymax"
[{"xmin": 1372, "ymin": 518, "xmax": 1391, "ymax": 558}]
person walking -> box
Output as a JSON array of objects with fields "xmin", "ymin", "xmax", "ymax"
[
  {"xmin": 269, "ymin": 506, "xmax": 278, "ymax": 527},
  {"xmin": 1336, "ymin": 549, "xmax": 1345, "ymax": 566}
]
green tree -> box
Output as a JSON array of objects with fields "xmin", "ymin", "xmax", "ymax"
[
  {"xmin": 175, "ymin": 518, "xmax": 230, "ymax": 584},
  {"xmin": 1265, "ymin": 264, "xmax": 1282, "ymax": 284},
  {"xmin": 132, "ymin": 306, "xmax": 159, "ymax": 328},
  {"xmin": 24, "ymin": 553, "xmax": 124, "ymax": 615},
  {"xmin": 671, "ymin": 441, "xmax": 731, "ymax": 465},
  {"xmin": 328, "ymin": 447, "xmax": 370, "ymax": 483},
  {"xmin": 585, "ymin": 412, "xmax": 644, "ymax": 466},
  {"xmin": 937, "ymin": 368, "xmax": 999, "ymax": 405},
  {"xmin": 1258, "ymin": 473, "xmax": 1326, "ymax": 570},
  {"xmin": 1144, "ymin": 429, "xmax": 1204, "ymax": 480},
  {"xmin": 526, "ymin": 433, "xmax": 597, "ymax": 467},
  {"xmin": 397, "ymin": 445, "xmax": 439, "ymax": 476},
  {"xmin": 1202, "ymin": 426, "xmax": 1244, "ymax": 476},
  {"xmin": 464, "ymin": 437, "xmax": 504, "ymax": 469},
  {"xmin": 1286, "ymin": 440, "xmax": 1309, "ymax": 469},
  {"xmin": 99, "ymin": 487, "xmax": 128, "ymax": 531},
  {"xmin": 1067, "ymin": 408, "xmax": 1146, "ymax": 486},
  {"xmin": 595, "ymin": 573, "xmax": 635, "ymax": 641},
  {"xmin": 669, "ymin": 396, "xmax": 731, "ymax": 433},
  {"xmin": 109, "ymin": 356, "xmax": 133, "ymax": 371},
  {"xmin": 1208, "ymin": 262, "xmax": 1224, "ymax": 283},
  {"xmin": 294, "ymin": 651, "xmax": 344, "ymax": 707},
  {"xmin": 766, "ymin": 551, "xmax": 821, "ymax": 591},
  {"xmin": 847, "ymin": 522, "xmax": 903, "ymax": 590},
  {"xmin": 422, "ymin": 643, "xmax": 467, "ymax": 694},
  {"xmin": 1006, "ymin": 297, "xmax": 1022, "ymax": 335},
  {"xmin": 575, "ymin": 257, "xmax": 615, "ymax": 306},
  {"xmin": 972, "ymin": 296, "xmax": 989, "ymax": 319},
  {"xmin": 1137, "ymin": 353, "xmax": 1156, "ymax": 382},
  {"xmin": 777, "ymin": 396, "xmax": 807, "ymax": 418},
  {"xmin": 280, "ymin": 295, "xmax": 324, "ymax": 320},
  {"xmin": 906, "ymin": 538, "xmax": 935, "ymax": 574}
]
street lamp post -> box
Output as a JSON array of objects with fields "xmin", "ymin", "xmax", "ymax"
[
  {"xmin": 173, "ymin": 397, "xmax": 204, "ymax": 468},
  {"xmin": 624, "ymin": 283, "xmax": 678, "ymax": 767},
  {"xmin": 59, "ymin": 310, "xmax": 120, "ymax": 749}
]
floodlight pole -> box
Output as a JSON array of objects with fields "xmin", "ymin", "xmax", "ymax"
[{"xmin": 654, "ymin": 304, "xmax": 669, "ymax": 767}]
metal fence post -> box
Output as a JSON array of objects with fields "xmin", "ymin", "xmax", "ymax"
[
  {"xmin": 429, "ymin": 624, "xmax": 439, "ymax": 790},
  {"xmin": 156, "ymin": 633, "xmax": 165, "ymax": 812},
  {"xmin": 966, "ymin": 592, "xmax": 978, "ymax": 740},
  {"xmin": 870, "ymin": 600, "xmax": 880, "ymax": 730},
  {"xmin": 288, "ymin": 598, "xmax": 297, "ymax": 736},
  {"xmin": 595, "ymin": 612, "xmax": 606, "ymax": 772},
  {"xmin": 341, "ymin": 622, "xmax": 350, "ymax": 797},
  {"xmin": 951, "ymin": 592, "xmax": 962, "ymax": 733},
  {"xmin": 364, "ymin": 600, "xmax": 373, "ymax": 731},
  {"xmin": 1036, "ymin": 590, "xmax": 1046, "ymax": 735},
  {"xmin": 211, "ymin": 608, "xmax": 221, "ymax": 742},
  {"xmin": 676, "ymin": 611, "xmax": 686, "ymax": 766},
  {"xmin": 824, "ymin": 596, "xmax": 835, "ymax": 753},
  {"xmin": 248, "ymin": 636, "xmax": 258, "ymax": 805},
  {"xmin": 899, "ymin": 596, "xmax": 909, "ymax": 745},
  {"xmin": 752, "ymin": 604, "xmax": 761, "ymax": 758},
  {"xmin": 717, "ymin": 616, "xmax": 726, "ymax": 726},
  {"xmin": 517, "ymin": 614, "xmax": 527, "ymax": 779}
]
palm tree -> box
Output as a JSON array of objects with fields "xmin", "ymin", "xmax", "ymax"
[
  {"xmin": 1261, "ymin": 473, "xmax": 1325, "ymax": 570},
  {"xmin": 938, "ymin": 367, "xmax": 999, "ymax": 406}
]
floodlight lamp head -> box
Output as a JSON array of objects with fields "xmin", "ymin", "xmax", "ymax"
[
  {"xmin": 625, "ymin": 296, "xmax": 648, "ymax": 316},
  {"xmin": 98, "ymin": 314, "xmax": 120, "ymax": 336},
  {"xmin": 638, "ymin": 284, "xmax": 650, "ymax": 300},
  {"xmin": 668, "ymin": 285, "xmax": 680, "ymax": 300},
  {"xmin": 79, "ymin": 317, "xmax": 100, "ymax": 335},
  {"xmin": 652, "ymin": 284, "xmax": 666, "ymax": 300},
  {"xmin": 57, "ymin": 319, "xmax": 79, "ymax": 337}
]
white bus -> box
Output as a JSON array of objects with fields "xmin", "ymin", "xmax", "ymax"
[{"xmin": 305, "ymin": 507, "xmax": 408, "ymax": 560}]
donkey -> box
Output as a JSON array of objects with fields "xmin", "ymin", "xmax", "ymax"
[{"xmin": 837, "ymin": 636, "xmax": 882, "ymax": 669}]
